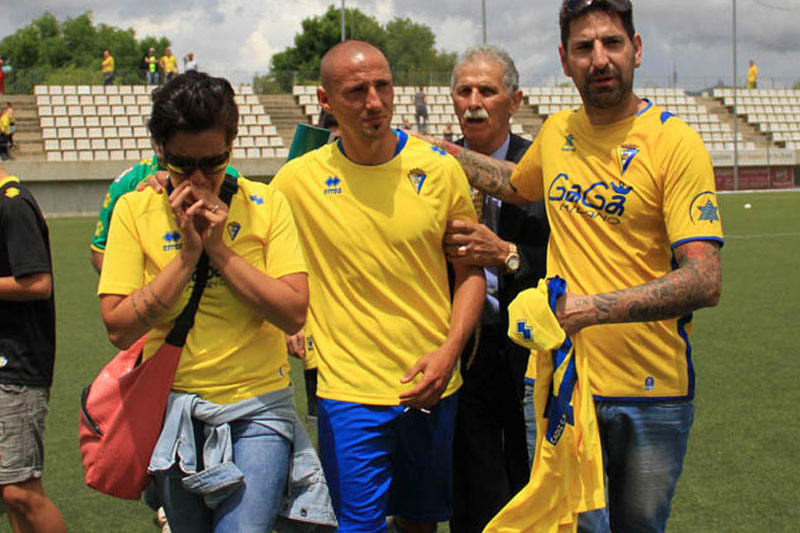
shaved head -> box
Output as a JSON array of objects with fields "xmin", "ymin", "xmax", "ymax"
[{"xmin": 320, "ymin": 40, "xmax": 389, "ymax": 90}]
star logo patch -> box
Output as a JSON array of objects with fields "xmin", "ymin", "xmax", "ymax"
[{"xmin": 689, "ymin": 192, "xmax": 721, "ymax": 224}]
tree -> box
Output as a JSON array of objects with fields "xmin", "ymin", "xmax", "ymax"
[
  {"xmin": 0, "ymin": 11, "xmax": 169, "ymax": 72},
  {"xmin": 271, "ymin": 6, "xmax": 385, "ymax": 76},
  {"xmin": 270, "ymin": 4, "xmax": 456, "ymax": 85}
]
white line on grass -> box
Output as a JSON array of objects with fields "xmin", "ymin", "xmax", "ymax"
[{"xmin": 725, "ymin": 232, "xmax": 800, "ymax": 239}]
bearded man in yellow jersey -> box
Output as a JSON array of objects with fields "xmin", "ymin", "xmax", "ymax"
[
  {"xmin": 428, "ymin": 1, "xmax": 724, "ymax": 532},
  {"xmin": 271, "ymin": 41, "xmax": 485, "ymax": 533}
]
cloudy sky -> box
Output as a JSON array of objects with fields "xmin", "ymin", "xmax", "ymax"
[{"xmin": 2, "ymin": 0, "xmax": 799, "ymax": 90}]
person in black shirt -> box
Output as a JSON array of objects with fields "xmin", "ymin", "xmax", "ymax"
[{"xmin": 0, "ymin": 163, "xmax": 66, "ymax": 533}]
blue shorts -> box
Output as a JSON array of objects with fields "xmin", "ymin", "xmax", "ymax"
[{"xmin": 318, "ymin": 394, "xmax": 459, "ymax": 532}]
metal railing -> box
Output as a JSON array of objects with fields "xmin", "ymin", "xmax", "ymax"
[{"xmin": 3, "ymin": 67, "xmax": 797, "ymax": 95}]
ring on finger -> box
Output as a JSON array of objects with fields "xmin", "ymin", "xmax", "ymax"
[
  {"xmin": 457, "ymin": 245, "xmax": 467, "ymax": 256},
  {"xmin": 209, "ymin": 204, "xmax": 220, "ymax": 213}
]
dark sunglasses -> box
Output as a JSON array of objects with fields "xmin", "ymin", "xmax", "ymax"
[
  {"xmin": 162, "ymin": 150, "xmax": 230, "ymax": 176},
  {"xmin": 564, "ymin": 0, "xmax": 632, "ymax": 15}
]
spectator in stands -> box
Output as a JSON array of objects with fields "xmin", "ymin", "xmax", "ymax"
[
  {"xmin": 0, "ymin": 106, "xmax": 10, "ymax": 160},
  {"xmin": 446, "ymin": 44, "xmax": 548, "ymax": 533},
  {"xmin": 272, "ymin": 40, "xmax": 484, "ymax": 533},
  {"xmin": 443, "ymin": 121, "xmax": 455, "ymax": 142},
  {"xmin": 435, "ymin": 1, "xmax": 724, "ymax": 531},
  {"xmin": 183, "ymin": 52, "xmax": 198, "ymax": 72},
  {"xmin": 747, "ymin": 59, "xmax": 758, "ymax": 89},
  {"xmin": 160, "ymin": 48, "xmax": 179, "ymax": 82},
  {"xmin": 4, "ymin": 103, "xmax": 14, "ymax": 150},
  {"xmin": 98, "ymin": 71, "xmax": 333, "ymax": 532},
  {"xmin": 145, "ymin": 48, "xmax": 159, "ymax": 85},
  {"xmin": 101, "ymin": 49, "xmax": 115, "ymax": 87},
  {"xmin": 0, "ymin": 163, "xmax": 68, "ymax": 533},
  {"xmin": 414, "ymin": 85, "xmax": 428, "ymax": 133}
]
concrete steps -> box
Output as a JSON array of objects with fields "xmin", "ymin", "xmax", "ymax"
[
  {"xmin": 257, "ymin": 94, "xmax": 309, "ymax": 148},
  {"xmin": 4, "ymin": 95, "xmax": 45, "ymax": 161},
  {"xmin": 515, "ymin": 105, "xmax": 545, "ymax": 138},
  {"xmin": 697, "ymin": 95, "xmax": 773, "ymax": 148}
]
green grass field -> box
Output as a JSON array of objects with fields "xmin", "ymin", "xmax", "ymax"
[{"xmin": 1, "ymin": 190, "xmax": 798, "ymax": 532}]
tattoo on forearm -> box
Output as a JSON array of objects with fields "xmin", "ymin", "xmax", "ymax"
[
  {"xmin": 147, "ymin": 284, "xmax": 169, "ymax": 309},
  {"xmin": 455, "ymin": 149, "xmax": 515, "ymax": 196},
  {"xmin": 590, "ymin": 243, "xmax": 721, "ymax": 325},
  {"xmin": 129, "ymin": 291, "xmax": 152, "ymax": 327}
]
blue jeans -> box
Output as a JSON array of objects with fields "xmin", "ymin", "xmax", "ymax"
[
  {"xmin": 578, "ymin": 400, "xmax": 694, "ymax": 533},
  {"xmin": 523, "ymin": 379, "xmax": 536, "ymax": 469},
  {"xmin": 147, "ymin": 71, "xmax": 159, "ymax": 85},
  {"xmin": 154, "ymin": 417, "xmax": 290, "ymax": 533}
]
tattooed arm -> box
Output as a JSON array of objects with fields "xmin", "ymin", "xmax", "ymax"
[
  {"xmin": 427, "ymin": 137, "xmax": 531, "ymax": 205},
  {"xmin": 555, "ymin": 240, "xmax": 722, "ymax": 336}
]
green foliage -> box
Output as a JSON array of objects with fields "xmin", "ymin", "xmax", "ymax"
[
  {"xmin": 0, "ymin": 11, "xmax": 170, "ymax": 72},
  {"xmin": 270, "ymin": 4, "xmax": 456, "ymax": 83}
]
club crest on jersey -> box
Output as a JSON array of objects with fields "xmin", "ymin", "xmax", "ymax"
[
  {"xmin": 4, "ymin": 187, "xmax": 20, "ymax": 198},
  {"xmin": 162, "ymin": 231, "xmax": 182, "ymax": 251},
  {"xmin": 562, "ymin": 134, "xmax": 576, "ymax": 152},
  {"xmin": 324, "ymin": 175, "xmax": 342, "ymax": 195},
  {"xmin": 689, "ymin": 191, "xmax": 720, "ymax": 224},
  {"xmin": 226, "ymin": 221, "xmax": 241, "ymax": 241},
  {"xmin": 249, "ymin": 195, "xmax": 264, "ymax": 205},
  {"xmin": 617, "ymin": 145, "xmax": 639, "ymax": 176},
  {"xmin": 407, "ymin": 168, "xmax": 427, "ymax": 194},
  {"xmin": 0, "ymin": 355, "xmax": 8, "ymax": 368}
]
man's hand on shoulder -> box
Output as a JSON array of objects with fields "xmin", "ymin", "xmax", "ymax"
[{"xmin": 136, "ymin": 170, "xmax": 169, "ymax": 193}]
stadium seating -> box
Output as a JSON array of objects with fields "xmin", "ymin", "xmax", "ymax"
[
  {"xmin": 525, "ymin": 86, "xmax": 755, "ymax": 151},
  {"xmin": 713, "ymin": 88, "xmax": 800, "ymax": 150},
  {"xmin": 292, "ymin": 84, "xmax": 462, "ymax": 135},
  {"xmin": 34, "ymin": 84, "xmax": 288, "ymax": 161},
  {"xmin": 292, "ymin": 84, "xmax": 763, "ymax": 150}
]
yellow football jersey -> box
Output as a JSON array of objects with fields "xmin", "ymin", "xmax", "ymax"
[
  {"xmin": 272, "ymin": 132, "xmax": 476, "ymax": 405},
  {"xmin": 98, "ymin": 178, "xmax": 307, "ymax": 404},
  {"xmin": 511, "ymin": 101, "xmax": 724, "ymax": 400}
]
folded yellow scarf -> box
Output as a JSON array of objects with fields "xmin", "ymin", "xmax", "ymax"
[{"xmin": 484, "ymin": 277, "xmax": 605, "ymax": 533}]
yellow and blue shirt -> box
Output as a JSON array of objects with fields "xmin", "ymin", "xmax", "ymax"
[
  {"xmin": 98, "ymin": 177, "xmax": 306, "ymax": 404},
  {"xmin": 271, "ymin": 130, "xmax": 477, "ymax": 405},
  {"xmin": 511, "ymin": 101, "xmax": 724, "ymax": 401}
]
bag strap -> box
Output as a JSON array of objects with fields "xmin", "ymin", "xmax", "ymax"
[{"xmin": 165, "ymin": 173, "xmax": 238, "ymax": 346}]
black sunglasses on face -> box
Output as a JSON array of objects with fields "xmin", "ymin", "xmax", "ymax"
[
  {"xmin": 564, "ymin": 0, "xmax": 632, "ymax": 15},
  {"xmin": 162, "ymin": 150, "xmax": 230, "ymax": 176}
]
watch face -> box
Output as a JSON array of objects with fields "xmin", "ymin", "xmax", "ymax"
[{"xmin": 506, "ymin": 255, "xmax": 520, "ymax": 272}]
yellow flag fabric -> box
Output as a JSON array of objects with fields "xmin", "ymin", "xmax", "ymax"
[{"xmin": 485, "ymin": 277, "xmax": 605, "ymax": 533}]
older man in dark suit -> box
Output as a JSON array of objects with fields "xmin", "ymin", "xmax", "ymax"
[{"xmin": 445, "ymin": 45, "xmax": 550, "ymax": 533}]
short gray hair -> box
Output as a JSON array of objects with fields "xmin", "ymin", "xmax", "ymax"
[{"xmin": 451, "ymin": 45, "xmax": 520, "ymax": 94}]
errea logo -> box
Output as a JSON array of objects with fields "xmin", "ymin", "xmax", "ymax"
[
  {"xmin": 324, "ymin": 175, "xmax": 342, "ymax": 195},
  {"xmin": 162, "ymin": 231, "xmax": 182, "ymax": 251}
]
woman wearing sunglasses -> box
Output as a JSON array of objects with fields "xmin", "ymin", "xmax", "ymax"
[{"xmin": 97, "ymin": 71, "xmax": 333, "ymax": 532}]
